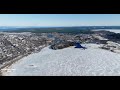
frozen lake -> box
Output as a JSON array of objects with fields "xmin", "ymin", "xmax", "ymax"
[
  {"xmin": 2, "ymin": 44, "xmax": 120, "ymax": 76},
  {"xmin": 93, "ymin": 29, "xmax": 120, "ymax": 33}
]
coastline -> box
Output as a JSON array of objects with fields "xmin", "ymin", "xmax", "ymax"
[
  {"xmin": 0, "ymin": 54, "xmax": 29, "ymax": 76},
  {"xmin": 0, "ymin": 46, "xmax": 47, "ymax": 76}
]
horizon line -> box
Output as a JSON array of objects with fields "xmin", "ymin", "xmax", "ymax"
[{"xmin": 1, "ymin": 25, "xmax": 120, "ymax": 27}]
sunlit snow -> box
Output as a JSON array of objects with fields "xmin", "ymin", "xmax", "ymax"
[{"xmin": 2, "ymin": 44, "xmax": 120, "ymax": 76}]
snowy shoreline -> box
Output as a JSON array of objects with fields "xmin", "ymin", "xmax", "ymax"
[
  {"xmin": 0, "ymin": 54, "xmax": 30, "ymax": 76},
  {"xmin": 0, "ymin": 46, "xmax": 46, "ymax": 76},
  {"xmin": 2, "ymin": 44, "xmax": 120, "ymax": 76}
]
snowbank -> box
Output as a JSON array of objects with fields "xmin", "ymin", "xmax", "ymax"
[{"xmin": 2, "ymin": 44, "xmax": 120, "ymax": 76}]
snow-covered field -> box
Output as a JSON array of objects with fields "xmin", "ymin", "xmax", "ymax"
[{"xmin": 2, "ymin": 44, "xmax": 120, "ymax": 76}]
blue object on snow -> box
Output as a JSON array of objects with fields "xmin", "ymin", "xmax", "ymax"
[{"xmin": 75, "ymin": 43, "xmax": 87, "ymax": 49}]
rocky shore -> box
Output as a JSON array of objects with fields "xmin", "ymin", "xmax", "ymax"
[{"xmin": 0, "ymin": 32, "xmax": 52, "ymax": 71}]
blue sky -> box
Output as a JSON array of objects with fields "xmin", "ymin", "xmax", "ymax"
[{"xmin": 0, "ymin": 14, "xmax": 120, "ymax": 26}]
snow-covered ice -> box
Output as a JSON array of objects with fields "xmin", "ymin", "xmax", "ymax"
[
  {"xmin": 2, "ymin": 44, "xmax": 120, "ymax": 76},
  {"xmin": 104, "ymin": 29, "xmax": 120, "ymax": 33},
  {"xmin": 93, "ymin": 29, "xmax": 120, "ymax": 33}
]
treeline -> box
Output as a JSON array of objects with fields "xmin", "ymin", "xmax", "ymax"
[{"xmin": 5, "ymin": 27, "xmax": 95, "ymax": 34}]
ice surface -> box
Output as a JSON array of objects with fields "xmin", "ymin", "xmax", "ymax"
[
  {"xmin": 93, "ymin": 29, "xmax": 120, "ymax": 33},
  {"xmin": 2, "ymin": 44, "xmax": 120, "ymax": 76},
  {"xmin": 104, "ymin": 29, "xmax": 120, "ymax": 33}
]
